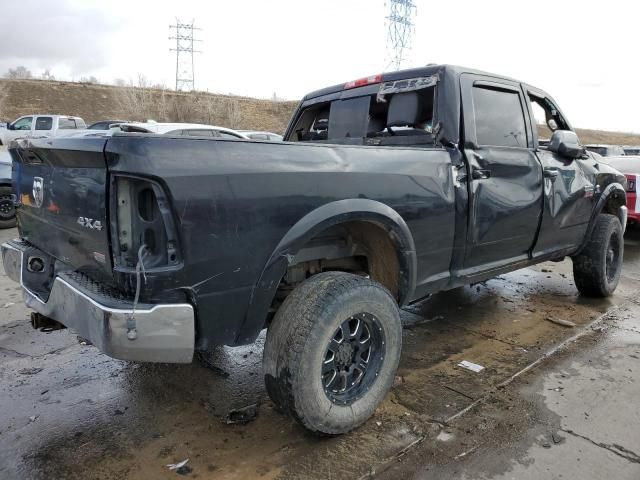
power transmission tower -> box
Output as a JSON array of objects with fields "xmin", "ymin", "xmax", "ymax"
[
  {"xmin": 385, "ymin": 0, "xmax": 416, "ymax": 71},
  {"xmin": 169, "ymin": 19, "xmax": 202, "ymax": 91}
]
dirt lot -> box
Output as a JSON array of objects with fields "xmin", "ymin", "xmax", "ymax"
[{"xmin": 0, "ymin": 226, "xmax": 639, "ymax": 479}]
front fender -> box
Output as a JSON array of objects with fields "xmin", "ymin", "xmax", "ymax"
[
  {"xmin": 235, "ymin": 199, "xmax": 417, "ymax": 344},
  {"xmin": 576, "ymin": 182, "xmax": 626, "ymax": 254}
]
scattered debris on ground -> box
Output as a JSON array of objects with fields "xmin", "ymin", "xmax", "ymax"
[
  {"xmin": 545, "ymin": 317, "xmax": 576, "ymax": 328},
  {"xmin": 225, "ymin": 404, "xmax": 259, "ymax": 424},
  {"xmin": 166, "ymin": 459, "xmax": 189, "ymax": 471},
  {"xmin": 457, "ymin": 360, "xmax": 485, "ymax": 373}
]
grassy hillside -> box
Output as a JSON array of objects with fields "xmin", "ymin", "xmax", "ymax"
[
  {"xmin": 0, "ymin": 78, "xmax": 638, "ymax": 145},
  {"xmin": 573, "ymin": 128, "xmax": 640, "ymax": 146},
  {"xmin": 0, "ymin": 79, "xmax": 297, "ymax": 133}
]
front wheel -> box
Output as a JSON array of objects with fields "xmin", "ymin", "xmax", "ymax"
[
  {"xmin": 263, "ymin": 272, "xmax": 402, "ymax": 435},
  {"xmin": 0, "ymin": 186, "xmax": 16, "ymax": 228},
  {"xmin": 572, "ymin": 213, "xmax": 623, "ymax": 297}
]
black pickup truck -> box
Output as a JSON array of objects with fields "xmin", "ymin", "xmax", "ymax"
[{"xmin": 2, "ymin": 64, "xmax": 628, "ymax": 435}]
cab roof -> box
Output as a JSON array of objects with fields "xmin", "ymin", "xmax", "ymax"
[{"xmin": 302, "ymin": 64, "xmax": 523, "ymax": 101}]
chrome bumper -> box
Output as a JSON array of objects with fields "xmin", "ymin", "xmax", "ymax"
[{"xmin": 1, "ymin": 241, "xmax": 195, "ymax": 363}]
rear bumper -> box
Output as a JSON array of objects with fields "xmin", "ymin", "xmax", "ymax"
[{"xmin": 1, "ymin": 240, "xmax": 195, "ymax": 363}]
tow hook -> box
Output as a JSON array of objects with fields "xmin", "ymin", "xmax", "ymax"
[
  {"xmin": 126, "ymin": 314, "xmax": 137, "ymax": 340},
  {"xmin": 30, "ymin": 312, "xmax": 65, "ymax": 331}
]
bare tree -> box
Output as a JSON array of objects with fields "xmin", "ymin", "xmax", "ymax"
[
  {"xmin": 220, "ymin": 97, "xmax": 242, "ymax": 128},
  {"xmin": 41, "ymin": 69, "xmax": 55, "ymax": 81},
  {"xmin": 5, "ymin": 66, "xmax": 32, "ymax": 79},
  {"xmin": 115, "ymin": 74, "xmax": 161, "ymax": 121},
  {"xmin": 0, "ymin": 81, "xmax": 7, "ymax": 120},
  {"xmin": 79, "ymin": 76, "xmax": 99, "ymax": 84}
]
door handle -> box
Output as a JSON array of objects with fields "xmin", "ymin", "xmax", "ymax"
[
  {"xmin": 543, "ymin": 167, "xmax": 559, "ymax": 179},
  {"xmin": 472, "ymin": 169, "xmax": 491, "ymax": 180}
]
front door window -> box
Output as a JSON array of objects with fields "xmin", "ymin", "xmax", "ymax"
[{"xmin": 12, "ymin": 117, "xmax": 33, "ymax": 131}]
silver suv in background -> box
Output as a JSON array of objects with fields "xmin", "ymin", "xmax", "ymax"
[
  {"xmin": 585, "ymin": 144, "xmax": 626, "ymax": 156},
  {"xmin": 238, "ymin": 130, "xmax": 283, "ymax": 141},
  {"xmin": 0, "ymin": 115, "xmax": 86, "ymax": 145},
  {"xmin": 623, "ymin": 146, "xmax": 640, "ymax": 156}
]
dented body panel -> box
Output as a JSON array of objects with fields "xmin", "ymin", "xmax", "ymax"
[
  {"xmin": 105, "ymin": 136, "xmax": 456, "ymax": 347},
  {"xmin": 4, "ymin": 64, "xmax": 628, "ymax": 358}
]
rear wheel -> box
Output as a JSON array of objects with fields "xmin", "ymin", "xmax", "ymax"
[
  {"xmin": 263, "ymin": 272, "xmax": 401, "ymax": 435},
  {"xmin": 0, "ymin": 186, "xmax": 16, "ymax": 228},
  {"xmin": 572, "ymin": 213, "xmax": 623, "ymax": 297}
]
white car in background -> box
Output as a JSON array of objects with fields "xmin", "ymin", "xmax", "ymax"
[
  {"xmin": 0, "ymin": 115, "xmax": 87, "ymax": 145},
  {"xmin": 68, "ymin": 122, "xmax": 250, "ymax": 140},
  {"xmin": 238, "ymin": 130, "xmax": 284, "ymax": 141},
  {"xmin": 119, "ymin": 122, "xmax": 250, "ymax": 139}
]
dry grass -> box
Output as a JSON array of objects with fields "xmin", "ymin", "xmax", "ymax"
[
  {"xmin": 0, "ymin": 78, "xmax": 639, "ymax": 145},
  {"xmin": 0, "ymin": 78, "xmax": 297, "ymax": 133}
]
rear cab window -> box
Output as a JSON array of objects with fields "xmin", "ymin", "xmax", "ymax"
[
  {"xmin": 58, "ymin": 118, "xmax": 77, "ymax": 129},
  {"xmin": 288, "ymin": 75, "xmax": 438, "ymax": 147}
]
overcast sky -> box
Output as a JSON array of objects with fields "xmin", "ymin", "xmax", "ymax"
[{"xmin": 0, "ymin": 0, "xmax": 638, "ymax": 132}]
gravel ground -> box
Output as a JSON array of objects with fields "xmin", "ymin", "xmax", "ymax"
[{"xmin": 0, "ymin": 226, "xmax": 639, "ymax": 479}]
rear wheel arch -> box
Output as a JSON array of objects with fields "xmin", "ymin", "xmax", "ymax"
[{"xmin": 237, "ymin": 199, "xmax": 416, "ymax": 344}]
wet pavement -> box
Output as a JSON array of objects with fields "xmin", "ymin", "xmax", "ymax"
[{"xmin": 0, "ymin": 226, "xmax": 638, "ymax": 479}]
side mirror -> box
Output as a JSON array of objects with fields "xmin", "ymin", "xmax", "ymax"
[
  {"xmin": 548, "ymin": 130, "xmax": 584, "ymax": 160},
  {"xmin": 6, "ymin": 123, "xmax": 13, "ymax": 131}
]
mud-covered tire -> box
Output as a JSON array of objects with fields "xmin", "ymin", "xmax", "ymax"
[
  {"xmin": 572, "ymin": 213, "xmax": 623, "ymax": 297},
  {"xmin": 0, "ymin": 186, "xmax": 16, "ymax": 228},
  {"xmin": 263, "ymin": 272, "xmax": 401, "ymax": 435}
]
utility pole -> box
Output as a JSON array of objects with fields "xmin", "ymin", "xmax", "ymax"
[
  {"xmin": 169, "ymin": 19, "xmax": 202, "ymax": 91},
  {"xmin": 385, "ymin": 0, "xmax": 417, "ymax": 71}
]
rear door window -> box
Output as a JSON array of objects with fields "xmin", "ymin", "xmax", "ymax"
[
  {"xmin": 472, "ymin": 86, "xmax": 527, "ymax": 147},
  {"xmin": 35, "ymin": 117, "xmax": 53, "ymax": 130}
]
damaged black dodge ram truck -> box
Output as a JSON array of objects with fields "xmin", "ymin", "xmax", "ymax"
[{"xmin": 3, "ymin": 64, "xmax": 628, "ymax": 434}]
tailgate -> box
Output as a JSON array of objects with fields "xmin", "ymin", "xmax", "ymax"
[{"xmin": 12, "ymin": 137, "xmax": 113, "ymax": 283}]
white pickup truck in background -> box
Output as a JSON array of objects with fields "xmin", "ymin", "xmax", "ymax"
[{"xmin": 0, "ymin": 115, "xmax": 86, "ymax": 145}]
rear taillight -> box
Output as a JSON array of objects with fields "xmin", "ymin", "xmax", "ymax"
[
  {"xmin": 625, "ymin": 174, "xmax": 637, "ymax": 192},
  {"xmin": 344, "ymin": 74, "xmax": 382, "ymax": 90},
  {"xmin": 112, "ymin": 176, "xmax": 180, "ymax": 271}
]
